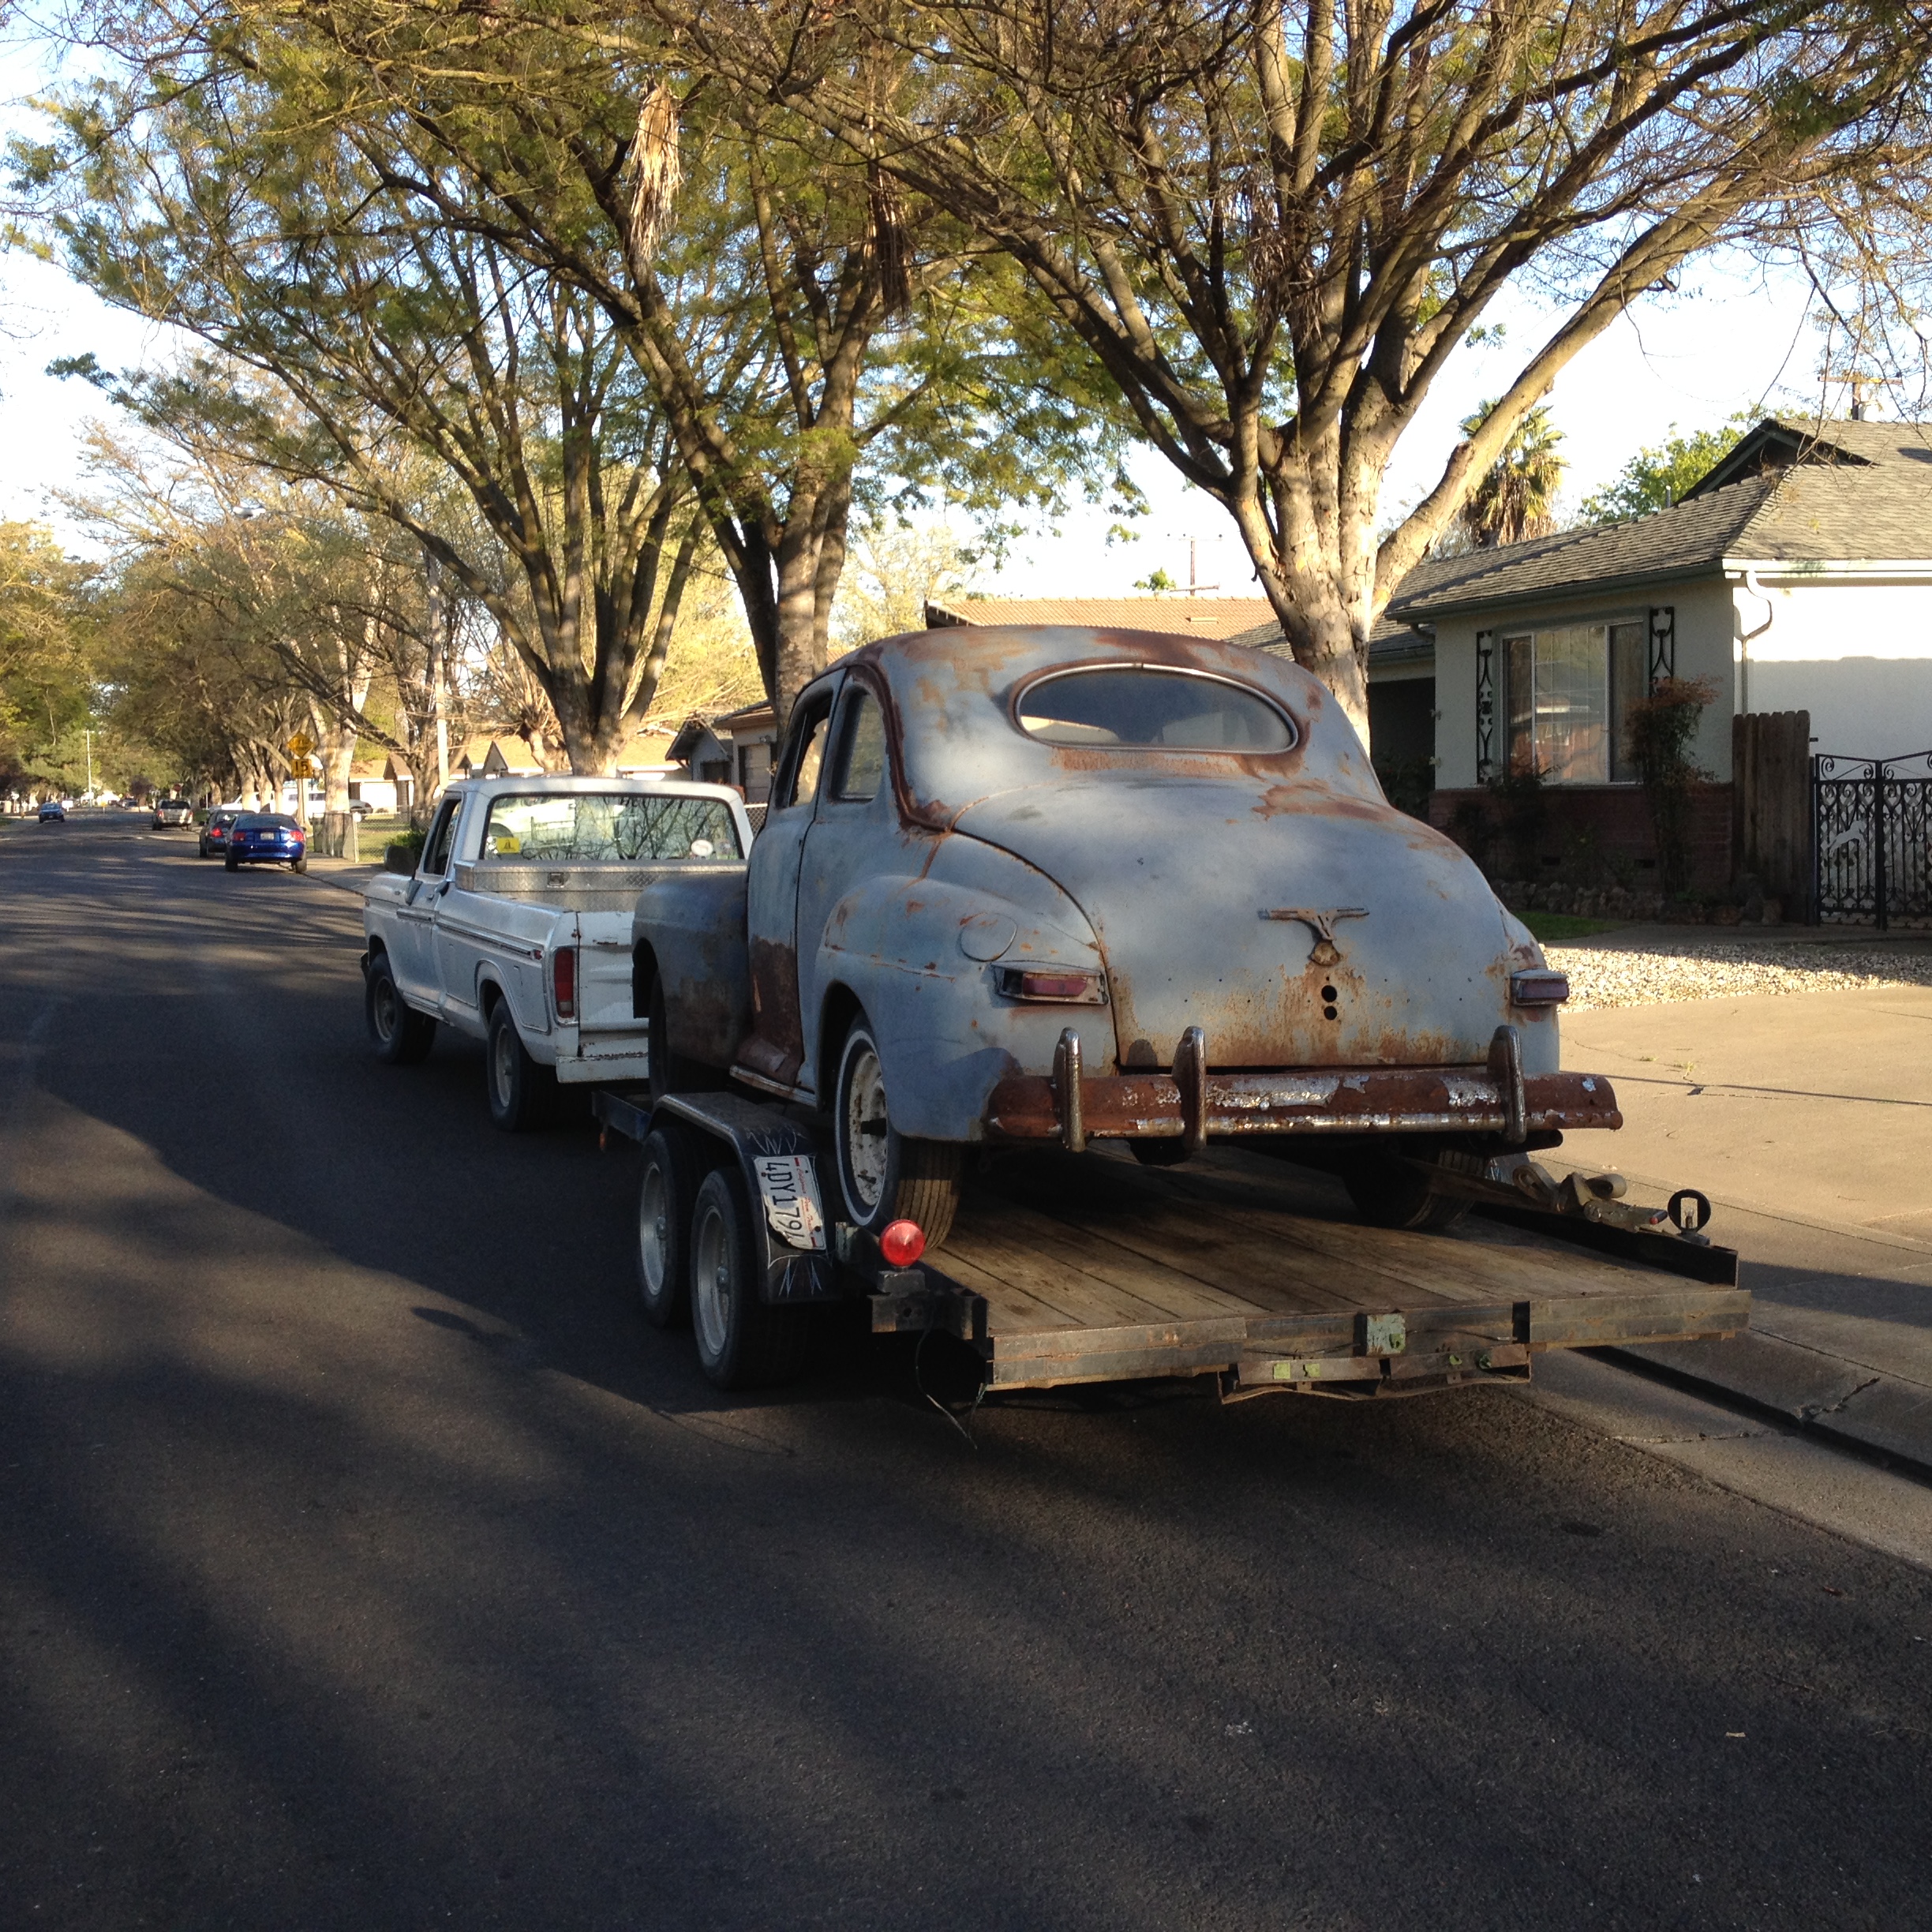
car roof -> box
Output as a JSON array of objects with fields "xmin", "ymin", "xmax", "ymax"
[{"xmin": 826, "ymin": 623, "xmax": 1374, "ymax": 818}]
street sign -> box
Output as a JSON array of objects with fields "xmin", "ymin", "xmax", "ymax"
[{"xmin": 286, "ymin": 732, "xmax": 313, "ymax": 760}]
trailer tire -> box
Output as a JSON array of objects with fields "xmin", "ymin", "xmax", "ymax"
[
  {"xmin": 365, "ymin": 951, "xmax": 436, "ymax": 1065},
  {"xmin": 1344, "ymin": 1151, "xmax": 1471, "ymax": 1232},
  {"xmin": 833, "ymin": 1017, "xmax": 961, "ymax": 1249},
  {"xmin": 636, "ymin": 1127, "xmax": 698, "ymax": 1329},
  {"xmin": 689, "ymin": 1165, "xmax": 812, "ymax": 1388},
  {"xmin": 485, "ymin": 1002, "xmax": 554, "ymax": 1133}
]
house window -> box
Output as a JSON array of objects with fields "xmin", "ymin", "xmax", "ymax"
[{"xmin": 1503, "ymin": 620, "xmax": 1648, "ymax": 783}]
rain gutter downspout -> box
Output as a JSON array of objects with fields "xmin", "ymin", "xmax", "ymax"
[{"xmin": 1735, "ymin": 569, "xmax": 1774, "ymax": 713}]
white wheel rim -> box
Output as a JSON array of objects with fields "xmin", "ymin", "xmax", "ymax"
[
  {"xmin": 693, "ymin": 1201, "xmax": 731, "ymax": 1359},
  {"xmin": 842, "ymin": 1036, "xmax": 891, "ymax": 1215},
  {"xmin": 373, "ymin": 979, "xmax": 396, "ymax": 1041},
  {"xmin": 638, "ymin": 1162, "xmax": 669, "ymax": 1299},
  {"xmin": 492, "ymin": 1027, "xmax": 516, "ymax": 1108}
]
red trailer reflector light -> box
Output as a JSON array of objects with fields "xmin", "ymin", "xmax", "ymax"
[
  {"xmin": 879, "ymin": 1219, "xmax": 926, "ymax": 1267},
  {"xmin": 552, "ymin": 945, "xmax": 578, "ymax": 1020}
]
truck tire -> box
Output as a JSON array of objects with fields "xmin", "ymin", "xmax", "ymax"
[
  {"xmin": 485, "ymin": 1002, "xmax": 554, "ymax": 1133},
  {"xmin": 365, "ymin": 951, "xmax": 436, "ymax": 1065},
  {"xmin": 833, "ymin": 1017, "xmax": 962, "ymax": 1249},
  {"xmin": 1344, "ymin": 1150, "xmax": 1471, "ymax": 1232},
  {"xmin": 688, "ymin": 1165, "xmax": 812, "ymax": 1388},
  {"xmin": 636, "ymin": 1127, "xmax": 698, "ymax": 1329}
]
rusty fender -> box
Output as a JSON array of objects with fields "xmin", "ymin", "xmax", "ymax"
[
  {"xmin": 633, "ymin": 865, "xmax": 754, "ymax": 1069},
  {"xmin": 983, "ymin": 1065, "xmax": 1621, "ymax": 1140}
]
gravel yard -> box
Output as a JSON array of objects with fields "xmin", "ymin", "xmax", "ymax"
[{"xmin": 1547, "ymin": 934, "xmax": 1932, "ymax": 1009}]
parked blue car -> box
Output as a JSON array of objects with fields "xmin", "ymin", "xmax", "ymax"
[{"xmin": 226, "ymin": 813, "xmax": 308, "ymax": 873}]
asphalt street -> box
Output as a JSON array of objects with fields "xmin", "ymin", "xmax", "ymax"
[{"xmin": 3, "ymin": 813, "xmax": 1930, "ymax": 1932}]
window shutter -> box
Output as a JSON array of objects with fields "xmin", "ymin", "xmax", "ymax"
[
  {"xmin": 1648, "ymin": 605, "xmax": 1676, "ymax": 688},
  {"xmin": 1476, "ymin": 630, "xmax": 1496, "ymax": 782}
]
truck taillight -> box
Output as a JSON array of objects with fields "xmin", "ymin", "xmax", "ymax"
[
  {"xmin": 552, "ymin": 945, "xmax": 578, "ymax": 1020},
  {"xmin": 994, "ymin": 966, "xmax": 1107, "ymax": 1005}
]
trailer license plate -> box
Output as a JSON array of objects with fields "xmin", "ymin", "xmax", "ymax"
[{"xmin": 752, "ymin": 1155, "xmax": 826, "ymax": 1252}]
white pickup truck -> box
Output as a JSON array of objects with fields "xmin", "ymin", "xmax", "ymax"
[{"xmin": 361, "ymin": 775, "xmax": 754, "ymax": 1128}]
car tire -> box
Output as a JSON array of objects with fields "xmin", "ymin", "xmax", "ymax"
[
  {"xmin": 1343, "ymin": 1151, "xmax": 1472, "ymax": 1232},
  {"xmin": 832, "ymin": 1017, "xmax": 962, "ymax": 1249},
  {"xmin": 636, "ymin": 1127, "xmax": 699, "ymax": 1329},
  {"xmin": 688, "ymin": 1165, "xmax": 813, "ymax": 1389},
  {"xmin": 485, "ymin": 1001, "xmax": 553, "ymax": 1132},
  {"xmin": 365, "ymin": 951, "xmax": 436, "ymax": 1065},
  {"xmin": 292, "ymin": 855, "xmax": 308, "ymax": 874},
  {"xmin": 1127, "ymin": 1138, "xmax": 1193, "ymax": 1169},
  {"xmin": 642, "ymin": 960, "xmax": 721, "ymax": 1105},
  {"xmin": 224, "ymin": 850, "xmax": 238, "ymax": 871}
]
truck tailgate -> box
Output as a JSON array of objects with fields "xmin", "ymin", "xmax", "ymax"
[{"xmin": 912, "ymin": 1145, "xmax": 1747, "ymax": 1395}]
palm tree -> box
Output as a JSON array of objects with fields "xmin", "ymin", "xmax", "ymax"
[{"xmin": 1458, "ymin": 402, "xmax": 1567, "ymax": 549}]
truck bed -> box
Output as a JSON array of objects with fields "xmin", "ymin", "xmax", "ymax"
[{"xmin": 902, "ymin": 1144, "xmax": 1747, "ymax": 1395}]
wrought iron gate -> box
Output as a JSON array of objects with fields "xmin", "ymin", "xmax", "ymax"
[{"xmin": 1813, "ymin": 749, "xmax": 1932, "ymax": 927}]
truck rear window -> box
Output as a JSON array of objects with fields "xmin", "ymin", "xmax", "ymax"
[
  {"xmin": 482, "ymin": 792, "xmax": 741, "ymax": 863},
  {"xmin": 1017, "ymin": 666, "xmax": 1295, "ymax": 751}
]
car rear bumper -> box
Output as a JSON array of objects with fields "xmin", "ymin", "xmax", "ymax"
[{"xmin": 984, "ymin": 1052, "xmax": 1619, "ymax": 1148}]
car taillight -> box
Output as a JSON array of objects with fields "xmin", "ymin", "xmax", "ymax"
[
  {"xmin": 552, "ymin": 945, "xmax": 578, "ymax": 1020},
  {"xmin": 1510, "ymin": 969, "xmax": 1571, "ymax": 1006},
  {"xmin": 994, "ymin": 965, "xmax": 1107, "ymax": 1005}
]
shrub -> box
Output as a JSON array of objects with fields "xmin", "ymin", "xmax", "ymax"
[{"xmin": 1627, "ymin": 676, "xmax": 1717, "ymax": 897}]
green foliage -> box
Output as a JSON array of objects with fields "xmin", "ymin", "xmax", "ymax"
[
  {"xmin": 1579, "ymin": 418, "xmax": 1753, "ymax": 523},
  {"xmin": 0, "ymin": 522, "xmax": 96, "ymax": 793},
  {"xmin": 1518, "ymin": 912, "xmax": 1623, "ymax": 942},
  {"xmin": 1628, "ymin": 676, "xmax": 1719, "ymax": 897},
  {"xmin": 1133, "ymin": 567, "xmax": 1178, "ymax": 593},
  {"xmin": 1457, "ymin": 402, "xmax": 1565, "ymax": 548}
]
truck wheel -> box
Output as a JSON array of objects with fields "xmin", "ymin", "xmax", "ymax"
[
  {"xmin": 689, "ymin": 1165, "xmax": 812, "ymax": 1389},
  {"xmin": 365, "ymin": 952, "xmax": 436, "ymax": 1065},
  {"xmin": 636, "ymin": 1128, "xmax": 698, "ymax": 1329},
  {"xmin": 485, "ymin": 1002, "xmax": 553, "ymax": 1132},
  {"xmin": 1344, "ymin": 1151, "xmax": 1471, "ymax": 1232},
  {"xmin": 833, "ymin": 1017, "xmax": 961, "ymax": 1249}
]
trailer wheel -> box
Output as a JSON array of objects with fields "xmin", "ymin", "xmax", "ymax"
[
  {"xmin": 689, "ymin": 1166, "xmax": 812, "ymax": 1388},
  {"xmin": 636, "ymin": 1127, "xmax": 698, "ymax": 1329},
  {"xmin": 1344, "ymin": 1151, "xmax": 1471, "ymax": 1232},
  {"xmin": 485, "ymin": 1002, "xmax": 553, "ymax": 1133},
  {"xmin": 365, "ymin": 951, "xmax": 436, "ymax": 1065},
  {"xmin": 833, "ymin": 1017, "xmax": 961, "ymax": 1249}
]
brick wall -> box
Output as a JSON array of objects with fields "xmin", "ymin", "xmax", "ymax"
[{"xmin": 1427, "ymin": 783, "xmax": 1735, "ymax": 893}]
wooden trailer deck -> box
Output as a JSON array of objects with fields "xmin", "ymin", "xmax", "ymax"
[{"xmin": 907, "ymin": 1146, "xmax": 1749, "ymax": 1395}]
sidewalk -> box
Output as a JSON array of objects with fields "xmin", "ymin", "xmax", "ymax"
[{"xmin": 1559, "ymin": 983, "xmax": 1932, "ymax": 1476}]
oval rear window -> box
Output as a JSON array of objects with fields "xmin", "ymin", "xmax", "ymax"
[{"xmin": 1017, "ymin": 667, "xmax": 1295, "ymax": 751}]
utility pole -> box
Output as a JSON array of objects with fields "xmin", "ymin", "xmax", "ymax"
[{"xmin": 84, "ymin": 729, "xmax": 93, "ymax": 799}]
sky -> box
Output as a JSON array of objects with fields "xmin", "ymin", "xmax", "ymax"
[{"xmin": 0, "ymin": 28, "xmax": 1862, "ymax": 593}]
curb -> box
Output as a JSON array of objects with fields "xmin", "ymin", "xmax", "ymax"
[{"xmin": 1605, "ymin": 1332, "xmax": 1932, "ymax": 1482}]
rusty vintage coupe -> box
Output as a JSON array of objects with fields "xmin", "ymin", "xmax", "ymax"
[{"xmin": 632, "ymin": 626, "xmax": 1619, "ymax": 1249}]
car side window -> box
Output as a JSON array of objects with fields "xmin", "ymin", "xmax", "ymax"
[
  {"xmin": 829, "ymin": 690, "xmax": 888, "ymax": 804},
  {"xmin": 421, "ymin": 799, "xmax": 459, "ymax": 876},
  {"xmin": 772, "ymin": 696, "xmax": 836, "ymax": 811}
]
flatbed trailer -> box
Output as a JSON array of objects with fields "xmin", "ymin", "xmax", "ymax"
[{"xmin": 594, "ymin": 1088, "xmax": 1747, "ymax": 1399}]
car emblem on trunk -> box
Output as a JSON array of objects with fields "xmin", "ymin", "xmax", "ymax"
[{"xmin": 1260, "ymin": 906, "xmax": 1368, "ymax": 968}]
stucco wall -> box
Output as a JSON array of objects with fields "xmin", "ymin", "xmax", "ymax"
[
  {"xmin": 1733, "ymin": 576, "xmax": 1932, "ymax": 759},
  {"xmin": 1431, "ymin": 574, "xmax": 1737, "ymax": 788}
]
